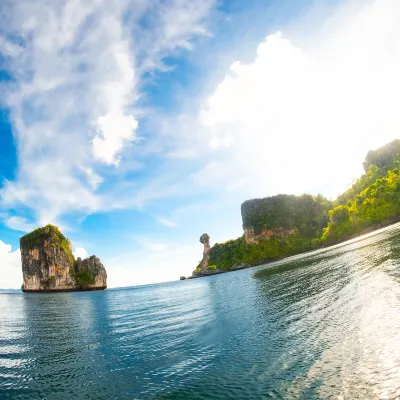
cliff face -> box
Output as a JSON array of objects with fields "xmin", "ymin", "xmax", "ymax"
[
  {"xmin": 192, "ymin": 233, "xmax": 214, "ymax": 276},
  {"xmin": 362, "ymin": 139, "xmax": 400, "ymax": 172},
  {"xmin": 75, "ymin": 256, "xmax": 107, "ymax": 290},
  {"xmin": 198, "ymin": 233, "xmax": 211, "ymax": 270},
  {"xmin": 20, "ymin": 225, "xmax": 107, "ymax": 292},
  {"xmin": 241, "ymin": 194, "xmax": 331, "ymax": 244},
  {"xmin": 244, "ymin": 227, "xmax": 298, "ymax": 244},
  {"xmin": 21, "ymin": 241, "xmax": 76, "ymax": 291}
]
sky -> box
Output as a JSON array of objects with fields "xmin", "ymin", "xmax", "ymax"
[{"xmin": 0, "ymin": 0, "xmax": 400, "ymax": 289}]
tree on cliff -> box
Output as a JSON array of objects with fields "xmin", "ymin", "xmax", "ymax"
[
  {"xmin": 202, "ymin": 139, "xmax": 400, "ymax": 271},
  {"xmin": 20, "ymin": 224, "xmax": 107, "ymax": 292}
]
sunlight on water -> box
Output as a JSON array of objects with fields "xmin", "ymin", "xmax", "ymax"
[{"xmin": 1, "ymin": 224, "xmax": 400, "ymax": 399}]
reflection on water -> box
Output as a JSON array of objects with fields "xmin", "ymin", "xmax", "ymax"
[{"xmin": 1, "ymin": 224, "xmax": 400, "ymax": 399}]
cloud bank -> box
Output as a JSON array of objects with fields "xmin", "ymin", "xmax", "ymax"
[
  {"xmin": 0, "ymin": 0, "xmax": 215, "ymax": 227},
  {"xmin": 184, "ymin": 0, "xmax": 400, "ymax": 200},
  {"xmin": 0, "ymin": 241, "xmax": 21, "ymax": 289}
]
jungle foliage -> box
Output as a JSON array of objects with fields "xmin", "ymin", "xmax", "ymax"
[
  {"xmin": 20, "ymin": 224, "xmax": 75, "ymax": 265},
  {"xmin": 321, "ymin": 167, "xmax": 400, "ymax": 243},
  {"xmin": 205, "ymin": 140, "xmax": 400, "ymax": 271},
  {"xmin": 208, "ymin": 234, "xmax": 312, "ymax": 271},
  {"xmin": 241, "ymin": 194, "xmax": 332, "ymax": 237},
  {"xmin": 75, "ymin": 270, "xmax": 95, "ymax": 287},
  {"xmin": 21, "ymin": 224, "xmax": 96, "ymax": 287}
]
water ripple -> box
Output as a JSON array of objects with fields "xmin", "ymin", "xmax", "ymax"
[{"xmin": 2, "ymin": 224, "xmax": 400, "ymax": 398}]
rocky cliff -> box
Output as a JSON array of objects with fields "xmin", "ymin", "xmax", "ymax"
[
  {"xmin": 74, "ymin": 255, "xmax": 107, "ymax": 290},
  {"xmin": 187, "ymin": 194, "xmax": 331, "ymax": 273},
  {"xmin": 241, "ymin": 194, "xmax": 331, "ymax": 244},
  {"xmin": 192, "ymin": 233, "xmax": 211, "ymax": 276},
  {"xmin": 191, "ymin": 233, "xmax": 224, "ymax": 277},
  {"xmin": 243, "ymin": 226, "xmax": 298, "ymax": 244},
  {"xmin": 20, "ymin": 225, "xmax": 107, "ymax": 292},
  {"xmin": 198, "ymin": 233, "xmax": 210, "ymax": 270}
]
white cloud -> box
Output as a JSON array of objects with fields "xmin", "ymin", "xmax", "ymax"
[
  {"xmin": 93, "ymin": 113, "xmax": 138, "ymax": 165},
  {"xmin": 74, "ymin": 247, "xmax": 89, "ymax": 259},
  {"xmin": 186, "ymin": 0, "xmax": 400, "ymax": 199},
  {"xmin": 0, "ymin": 0, "xmax": 215, "ymax": 226},
  {"xmin": 5, "ymin": 216, "xmax": 36, "ymax": 233},
  {"xmin": 156, "ymin": 216, "xmax": 177, "ymax": 228},
  {"xmin": 124, "ymin": 0, "xmax": 400, "ymax": 282},
  {"xmin": 137, "ymin": 0, "xmax": 215, "ymax": 72},
  {"xmin": 0, "ymin": 241, "xmax": 21, "ymax": 289},
  {"xmin": 81, "ymin": 168, "xmax": 104, "ymax": 191},
  {"xmin": 0, "ymin": 35, "xmax": 22, "ymax": 58}
]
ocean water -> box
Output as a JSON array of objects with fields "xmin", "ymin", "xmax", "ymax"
[{"xmin": 1, "ymin": 226, "xmax": 400, "ymax": 399}]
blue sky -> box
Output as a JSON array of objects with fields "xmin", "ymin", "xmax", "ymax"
[{"xmin": 1, "ymin": 0, "xmax": 400, "ymax": 288}]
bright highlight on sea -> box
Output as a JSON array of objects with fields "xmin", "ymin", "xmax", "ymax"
[{"xmin": 1, "ymin": 224, "xmax": 400, "ymax": 399}]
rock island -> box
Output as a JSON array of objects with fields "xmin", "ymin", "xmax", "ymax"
[{"xmin": 20, "ymin": 224, "xmax": 107, "ymax": 292}]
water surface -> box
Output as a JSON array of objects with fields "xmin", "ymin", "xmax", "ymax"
[{"xmin": 1, "ymin": 224, "xmax": 400, "ymax": 399}]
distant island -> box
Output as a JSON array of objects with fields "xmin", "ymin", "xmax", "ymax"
[
  {"xmin": 20, "ymin": 225, "xmax": 107, "ymax": 292},
  {"xmin": 187, "ymin": 139, "xmax": 400, "ymax": 278}
]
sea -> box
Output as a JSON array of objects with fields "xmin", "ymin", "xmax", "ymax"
[{"xmin": 1, "ymin": 224, "xmax": 400, "ymax": 399}]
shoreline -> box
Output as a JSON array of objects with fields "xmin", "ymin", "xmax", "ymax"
[
  {"xmin": 187, "ymin": 218, "xmax": 400, "ymax": 279},
  {"xmin": 22, "ymin": 286, "xmax": 107, "ymax": 293}
]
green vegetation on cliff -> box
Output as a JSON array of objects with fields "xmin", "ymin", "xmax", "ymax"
[
  {"xmin": 68, "ymin": 263, "xmax": 95, "ymax": 287},
  {"xmin": 74, "ymin": 269, "xmax": 96, "ymax": 286},
  {"xmin": 336, "ymin": 140, "xmax": 400, "ymax": 207},
  {"xmin": 20, "ymin": 224, "xmax": 69, "ymax": 249},
  {"xmin": 20, "ymin": 224, "xmax": 75, "ymax": 265},
  {"xmin": 363, "ymin": 139, "xmax": 400, "ymax": 172},
  {"xmin": 21, "ymin": 225, "xmax": 103, "ymax": 289},
  {"xmin": 206, "ymin": 194, "xmax": 331, "ymax": 271},
  {"xmin": 322, "ymin": 140, "xmax": 400, "ymax": 243},
  {"xmin": 241, "ymin": 194, "xmax": 332, "ymax": 237},
  {"xmin": 208, "ymin": 233, "xmax": 313, "ymax": 271},
  {"xmin": 202, "ymin": 140, "xmax": 400, "ymax": 272},
  {"xmin": 322, "ymin": 167, "xmax": 400, "ymax": 243}
]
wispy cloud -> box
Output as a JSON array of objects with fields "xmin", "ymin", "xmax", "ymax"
[
  {"xmin": 156, "ymin": 216, "xmax": 177, "ymax": 228},
  {"xmin": 0, "ymin": 0, "xmax": 215, "ymax": 226},
  {"xmin": 5, "ymin": 216, "xmax": 36, "ymax": 232}
]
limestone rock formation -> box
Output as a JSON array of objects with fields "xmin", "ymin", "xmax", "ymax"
[
  {"xmin": 198, "ymin": 233, "xmax": 210, "ymax": 270},
  {"xmin": 231, "ymin": 263, "xmax": 250, "ymax": 271},
  {"xmin": 20, "ymin": 225, "xmax": 107, "ymax": 292},
  {"xmin": 191, "ymin": 233, "xmax": 220, "ymax": 277},
  {"xmin": 199, "ymin": 268, "xmax": 223, "ymax": 276},
  {"xmin": 75, "ymin": 256, "xmax": 107, "ymax": 290},
  {"xmin": 244, "ymin": 226, "xmax": 298, "ymax": 244},
  {"xmin": 241, "ymin": 194, "xmax": 331, "ymax": 244}
]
